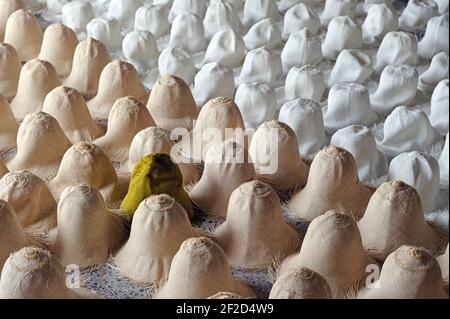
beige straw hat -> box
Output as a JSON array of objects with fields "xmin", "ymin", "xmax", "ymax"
[
  {"xmin": 64, "ymin": 38, "xmax": 111, "ymax": 97},
  {"xmin": 146, "ymin": 75, "xmax": 199, "ymax": 132},
  {"xmin": 0, "ymin": 42, "xmax": 21, "ymax": 100},
  {"xmin": 0, "ymin": 0, "xmax": 25, "ymax": 41},
  {"xmin": 6, "ymin": 112, "xmax": 71, "ymax": 182},
  {"xmin": 269, "ymin": 267, "xmax": 333, "ymax": 299},
  {"xmin": 438, "ymin": 244, "xmax": 449, "ymax": 285},
  {"xmin": 358, "ymin": 181, "xmax": 447, "ymax": 262},
  {"xmin": 214, "ymin": 181, "xmax": 301, "ymax": 269},
  {"xmin": 189, "ymin": 140, "xmax": 255, "ymax": 217},
  {"xmin": 38, "ymin": 23, "xmax": 78, "ymax": 77},
  {"xmin": 0, "ymin": 162, "xmax": 7, "ymax": 179},
  {"xmin": 3, "ymin": 8, "xmax": 42, "ymax": 62},
  {"xmin": 154, "ymin": 237, "xmax": 255, "ymax": 299},
  {"xmin": 279, "ymin": 210, "xmax": 375, "ymax": 298},
  {"xmin": 0, "ymin": 246, "xmax": 100, "ymax": 299},
  {"xmin": 94, "ymin": 96, "xmax": 155, "ymax": 165},
  {"xmin": 358, "ymin": 245, "xmax": 448, "ymax": 299},
  {"xmin": 0, "ymin": 95, "xmax": 18, "ymax": 153},
  {"xmin": 0, "ymin": 171, "xmax": 57, "ymax": 234},
  {"xmin": 114, "ymin": 194, "xmax": 203, "ymax": 286},
  {"xmin": 87, "ymin": 60, "xmax": 149, "ymax": 120},
  {"xmin": 289, "ymin": 146, "xmax": 373, "ymax": 222},
  {"xmin": 9, "ymin": 59, "xmax": 60, "ymax": 121},
  {"xmin": 52, "ymin": 184, "xmax": 129, "ymax": 268},
  {"xmin": 49, "ymin": 141, "xmax": 125, "ymax": 207},
  {"xmin": 249, "ymin": 120, "xmax": 309, "ymax": 192}
]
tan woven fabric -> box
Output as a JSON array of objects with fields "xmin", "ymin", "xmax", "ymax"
[
  {"xmin": 279, "ymin": 211, "xmax": 374, "ymax": 298},
  {"xmin": 38, "ymin": 23, "xmax": 78, "ymax": 77},
  {"xmin": 52, "ymin": 184, "xmax": 129, "ymax": 268},
  {"xmin": 0, "ymin": 42, "xmax": 21, "ymax": 100},
  {"xmin": 358, "ymin": 245, "xmax": 448, "ymax": 299},
  {"xmin": 269, "ymin": 267, "xmax": 333, "ymax": 299},
  {"xmin": 0, "ymin": 162, "xmax": 7, "ymax": 179},
  {"xmin": 249, "ymin": 120, "xmax": 309, "ymax": 192},
  {"xmin": 289, "ymin": 146, "xmax": 373, "ymax": 221},
  {"xmin": 438, "ymin": 244, "xmax": 449, "ymax": 284},
  {"xmin": 87, "ymin": 60, "xmax": 148, "ymax": 120},
  {"xmin": 0, "ymin": 95, "xmax": 18, "ymax": 153},
  {"xmin": 7, "ymin": 112, "xmax": 71, "ymax": 182},
  {"xmin": 147, "ymin": 75, "xmax": 199, "ymax": 132},
  {"xmin": 214, "ymin": 181, "xmax": 300, "ymax": 269},
  {"xmin": 154, "ymin": 237, "xmax": 255, "ymax": 299},
  {"xmin": 0, "ymin": 0, "xmax": 25, "ymax": 41},
  {"xmin": 189, "ymin": 140, "xmax": 255, "ymax": 217},
  {"xmin": 114, "ymin": 194, "xmax": 203, "ymax": 286},
  {"xmin": 0, "ymin": 247, "xmax": 100, "ymax": 299},
  {"xmin": 9, "ymin": 59, "xmax": 60, "ymax": 120},
  {"xmin": 3, "ymin": 9, "xmax": 42, "ymax": 62},
  {"xmin": 94, "ymin": 96, "xmax": 155, "ymax": 165},
  {"xmin": 42, "ymin": 86, "xmax": 103, "ymax": 144},
  {"xmin": 64, "ymin": 38, "xmax": 111, "ymax": 96}
]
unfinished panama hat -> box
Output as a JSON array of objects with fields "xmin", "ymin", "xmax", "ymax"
[
  {"xmin": 114, "ymin": 194, "xmax": 203, "ymax": 286},
  {"xmin": 358, "ymin": 245, "xmax": 447, "ymax": 299},
  {"xmin": 203, "ymin": 27, "xmax": 245, "ymax": 69},
  {"xmin": 249, "ymin": 121, "xmax": 309, "ymax": 192},
  {"xmin": 242, "ymin": 0, "xmax": 281, "ymax": 26},
  {"xmin": 168, "ymin": 0, "xmax": 207, "ymax": 23},
  {"xmin": 435, "ymin": 0, "xmax": 449, "ymax": 13},
  {"xmin": 194, "ymin": 62, "xmax": 235, "ymax": 106},
  {"xmin": 331, "ymin": 125, "xmax": 388, "ymax": 183},
  {"xmin": 220, "ymin": 0, "xmax": 244, "ymax": 10},
  {"xmin": 362, "ymin": 3, "xmax": 398, "ymax": 44},
  {"xmin": 169, "ymin": 13, "xmax": 207, "ymax": 54},
  {"xmin": 214, "ymin": 181, "xmax": 300, "ymax": 269},
  {"xmin": 154, "ymin": 237, "xmax": 255, "ymax": 299},
  {"xmin": 178, "ymin": 97, "xmax": 245, "ymax": 163},
  {"xmin": 135, "ymin": 4, "xmax": 171, "ymax": 38},
  {"xmin": 438, "ymin": 244, "xmax": 449, "ymax": 285},
  {"xmin": 3, "ymin": 9, "xmax": 42, "ymax": 62},
  {"xmin": 0, "ymin": 162, "xmax": 7, "ymax": 179},
  {"xmin": 324, "ymin": 83, "xmax": 379, "ymax": 133},
  {"xmin": 285, "ymin": 65, "xmax": 325, "ymax": 102},
  {"xmin": 42, "ymin": 86, "xmax": 103, "ymax": 144},
  {"xmin": 320, "ymin": 0, "xmax": 356, "ymax": 26},
  {"xmin": 281, "ymin": 28, "xmax": 322, "ymax": 73},
  {"xmin": 278, "ymin": 98, "xmax": 327, "ymax": 158},
  {"xmin": 269, "ymin": 267, "xmax": 332, "ymax": 299},
  {"xmin": 322, "ymin": 16, "xmax": 362, "ymax": 61},
  {"xmin": 0, "ymin": 171, "xmax": 57, "ymax": 233},
  {"xmin": 0, "ymin": 96, "xmax": 18, "ymax": 153},
  {"xmin": 358, "ymin": 181, "xmax": 447, "ymax": 263},
  {"xmin": 94, "ymin": 96, "xmax": 155, "ymax": 165},
  {"xmin": 388, "ymin": 152, "xmax": 440, "ymax": 212},
  {"xmin": 439, "ymin": 133, "xmax": 449, "ymax": 185},
  {"xmin": 46, "ymin": 0, "xmax": 68, "ymax": 15},
  {"xmin": 64, "ymin": 38, "xmax": 111, "ymax": 97},
  {"xmin": 418, "ymin": 15, "xmax": 449, "ymax": 59},
  {"xmin": 38, "ymin": 23, "xmax": 78, "ymax": 77},
  {"xmin": 87, "ymin": 60, "xmax": 149, "ymax": 120},
  {"xmin": 243, "ymin": 18, "xmax": 283, "ymax": 51},
  {"xmin": 370, "ymin": 65, "xmax": 418, "ymax": 115},
  {"xmin": 9, "ymin": 59, "xmax": 60, "ymax": 120},
  {"xmin": 7, "ymin": 112, "xmax": 71, "ymax": 182},
  {"xmin": 122, "ymin": 30, "xmax": 159, "ymax": 73},
  {"xmin": 203, "ymin": 0, "xmax": 243, "ymax": 40},
  {"xmin": 279, "ymin": 211, "xmax": 374, "ymax": 298},
  {"xmin": 189, "ymin": 141, "xmax": 255, "ymax": 217},
  {"xmin": 378, "ymin": 106, "xmax": 442, "ymax": 157},
  {"xmin": 239, "ymin": 47, "xmax": 283, "ymax": 87},
  {"xmin": 235, "ymin": 82, "xmax": 276, "ymax": 130},
  {"xmin": 0, "ymin": 246, "xmax": 100, "ymax": 299},
  {"xmin": 375, "ymin": 31, "xmax": 418, "ymax": 72},
  {"xmin": 127, "ymin": 127, "xmax": 199, "ymax": 185},
  {"xmin": 0, "ymin": 0, "xmax": 25, "ymax": 41},
  {"xmin": 430, "ymin": 79, "xmax": 449, "ymax": 136},
  {"xmin": 0, "ymin": 43, "xmax": 20, "ymax": 100},
  {"xmin": 419, "ymin": 52, "xmax": 449, "ymax": 95},
  {"xmin": 49, "ymin": 142, "xmax": 124, "ymax": 207},
  {"xmin": 52, "ymin": 184, "xmax": 128, "ymax": 268},
  {"xmin": 158, "ymin": 46, "xmax": 196, "ymax": 84},
  {"xmin": 282, "ymin": 3, "xmax": 320, "ymax": 38},
  {"xmin": 146, "ymin": 75, "xmax": 199, "ymax": 132},
  {"xmin": 107, "ymin": 0, "xmax": 142, "ymax": 25},
  {"xmin": 399, "ymin": 0, "xmax": 438, "ymax": 31},
  {"xmin": 328, "ymin": 50, "xmax": 373, "ymax": 87},
  {"xmin": 277, "ymin": 0, "xmax": 313, "ymax": 12},
  {"xmin": 61, "ymin": 0, "xmax": 95, "ymax": 33},
  {"xmin": 86, "ymin": 18, "xmax": 122, "ymax": 52},
  {"xmin": 289, "ymin": 146, "xmax": 373, "ymax": 221}
]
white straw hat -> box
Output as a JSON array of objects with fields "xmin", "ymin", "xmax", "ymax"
[
  {"xmin": 399, "ymin": 0, "xmax": 438, "ymax": 31},
  {"xmin": 193, "ymin": 62, "xmax": 235, "ymax": 106},
  {"xmin": 134, "ymin": 4, "xmax": 171, "ymax": 38},
  {"xmin": 86, "ymin": 17, "xmax": 122, "ymax": 52},
  {"xmin": 320, "ymin": 0, "xmax": 356, "ymax": 27},
  {"xmin": 282, "ymin": 3, "xmax": 320, "ymax": 38},
  {"xmin": 434, "ymin": 0, "xmax": 449, "ymax": 13},
  {"xmin": 0, "ymin": 0, "xmax": 25, "ymax": 41},
  {"xmin": 439, "ymin": 133, "xmax": 449, "ymax": 185},
  {"xmin": 170, "ymin": 12, "xmax": 207, "ymax": 54},
  {"xmin": 375, "ymin": 31, "xmax": 418, "ymax": 72},
  {"xmin": 281, "ymin": 28, "xmax": 322, "ymax": 73},
  {"xmin": 418, "ymin": 52, "xmax": 449, "ymax": 95},
  {"xmin": 242, "ymin": 0, "xmax": 281, "ymax": 26},
  {"xmin": 328, "ymin": 50, "xmax": 373, "ymax": 87},
  {"xmin": 0, "ymin": 41, "xmax": 21, "ymax": 100},
  {"xmin": 362, "ymin": 3, "xmax": 398, "ymax": 44},
  {"xmin": 203, "ymin": 0, "xmax": 243, "ymax": 40},
  {"xmin": 0, "ymin": 95, "xmax": 18, "ymax": 153},
  {"xmin": 107, "ymin": 0, "xmax": 142, "ymax": 25},
  {"xmin": 243, "ymin": 18, "xmax": 282, "ymax": 51},
  {"xmin": 239, "ymin": 47, "xmax": 283, "ymax": 87},
  {"xmin": 203, "ymin": 27, "xmax": 245, "ymax": 69},
  {"xmin": 277, "ymin": 0, "xmax": 313, "ymax": 13},
  {"xmin": 322, "ymin": 15, "xmax": 362, "ymax": 61},
  {"xmin": 438, "ymin": 244, "xmax": 449, "ymax": 284},
  {"xmin": 61, "ymin": 0, "xmax": 95, "ymax": 33},
  {"xmin": 168, "ymin": 0, "xmax": 207, "ymax": 23},
  {"xmin": 430, "ymin": 79, "xmax": 449, "ymax": 136},
  {"xmin": 285, "ymin": 65, "xmax": 325, "ymax": 102},
  {"xmin": 122, "ymin": 30, "xmax": 159, "ymax": 73},
  {"xmin": 158, "ymin": 46, "xmax": 196, "ymax": 84},
  {"xmin": 418, "ymin": 15, "xmax": 449, "ymax": 59}
]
